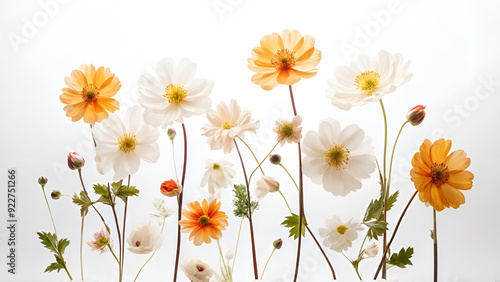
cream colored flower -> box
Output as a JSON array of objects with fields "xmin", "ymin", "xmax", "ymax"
[
  {"xmin": 326, "ymin": 50, "xmax": 412, "ymax": 110},
  {"xmin": 127, "ymin": 221, "xmax": 163, "ymax": 254},
  {"xmin": 364, "ymin": 242, "xmax": 379, "ymax": 258},
  {"xmin": 202, "ymin": 99, "xmax": 260, "ymax": 154},
  {"xmin": 319, "ymin": 215, "xmax": 363, "ymax": 252},
  {"xmin": 273, "ymin": 115, "xmax": 303, "ymax": 146},
  {"xmin": 255, "ymin": 176, "xmax": 280, "ymax": 199},
  {"xmin": 200, "ymin": 160, "xmax": 236, "ymax": 194},
  {"xmin": 181, "ymin": 258, "xmax": 214, "ymax": 282}
]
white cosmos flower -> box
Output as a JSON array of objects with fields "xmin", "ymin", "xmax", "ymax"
[
  {"xmin": 181, "ymin": 258, "xmax": 214, "ymax": 282},
  {"xmin": 202, "ymin": 99, "xmax": 260, "ymax": 154},
  {"xmin": 138, "ymin": 58, "xmax": 213, "ymax": 128},
  {"xmin": 255, "ymin": 176, "xmax": 280, "ymax": 199},
  {"xmin": 127, "ymin": 221, "xmax": 163, "ymax": 254},
  {"xmin": 92, "ymin": 105, "xmax": 160, "ymax": 181},
  {"xmin": 302, "ymin": 118, "xmax": 375, "ymax": 196},
  {"xmin": 201, "ymin": 160, "xmax": 236, "ymax": 194},
  {"xmin": 326, "ymin": 50, "xmax": 412, "ymax": 110},
  {"xmin": 318, "ymin": 215, "xmax": 363, "ymax": 252}
]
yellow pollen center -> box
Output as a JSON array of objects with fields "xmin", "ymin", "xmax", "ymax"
[
  {"xmin": 118, "ymin": 133, "xmax": 138, "ymax": 153},
  {"xmin": 82, "ymin": 84, "xmax": 99, "ymax": 102},
  {"xmin": 431, "ymin": 163, "xmax": 450, "ymax": 188},
  {"xmin": 325, "ymin": 144, "xmax": 350, "ymax": 170},
  {"xmin": 164, "ymin": 84, "xmax": 187, "ymax": 104},
  {"xmin": 198, "ymin": 215, "xmax": 210, "ymax": 226},
  {"xmin": 354, "ymin": 71, "xmax": 381, "ymax": 96},
  {"xmin": 279, "ymin": 123, "xmax": 294, "ymax": 137},
  {"xmin": 271, "ymin": 49, "xmax": 297, "ymax": 70},
  {"xmin": 212, "ymin": 163, "xmax": 221, "ymax": 170},
  {"xmin": 337, "ymin": 224, "xmax": 348, "ymax": 235},
  {"xmin": 96, "ymin": 237, "xmax": 108, "ymax": 246},
  {"xmin": 222, "ymin": 120, "xmax": 235, "ymax": 130}
]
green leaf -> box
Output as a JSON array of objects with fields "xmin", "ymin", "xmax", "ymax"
[
  {"xmin": 44, "ymin": 259, "xmax": 64, "ymax": 273},
  {"xmin": 386, "ymin": 190, "xmax": 399, "ymax": 213},
  {"xmin": 281, "ymin": 213, "xmax": 307, "ymax": 240},
  {"xmin": 93, "ymin": 183, "xmax": 111, "ymax": 204},
  {"xmin": 232, "ymin": 184, "xmax": 259, "ymax": 218},
  {"xmin": 112, "ymin": 180, "xmax": 140, "ymax": 202},
  {"xmin": 364, "ymin": 191, "xmax": 399, "ymax": 222},
  {"xmin": 72, "ymin": 191, "xmax": 92, "ymax": 216},
  {"xmin": 38, "ymin": 232, "xmax": 71, "ymax": 273},
  {"xmin": 58, "ymin": 238, "xmax": 70, "ymax": 254},
  {"xmin": 37, "ymin": 232, "xmax": 58, "ymax": 254},
  {"xmin": 364, "ymin": 220, "xmax": 388, "ymax": 240},
  {"xmin": 387, "ymin": 247, "xmax": 414, "ymax": 268}
]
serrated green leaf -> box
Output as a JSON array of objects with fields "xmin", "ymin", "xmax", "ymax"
[
  {"xmin": 430, "ymin": 229, "xmax": 435, "ymax": 240},
  {"xmin": 281, "ymin": 213, "xmax": 307, "ymax": 240},
  {"xmin": 58, "ymin": 238, "xmax": 70, "ymax": 254},
  {"xmin": 111, "ymin": 180, "xmax": 140, "ymax": 202},
  {"xmin": 72, "ymin": 191, "xmax": 92, "ymax": 216},
  {"xmin": 232, "ymin": 184, "xmax": 259, "ymax": 218},
  {"xmin": 387, "ymin": 247, "xmax": 414, "ymax": 268},
  {"xmin": 386, "ymin": 190, "xmax": 399, "ymax": 213},
  {"xmin": 44, "ymin": 260, "xmax": 64, "ymax": 273},
  {"xmin": 37, "ymin": 232, "xmax": 58, "ymax": 253},
  {"xmin": 364, "ymin": 220, "xmax": 388, "ymax": 240},
  {"xmin": 93, "ymin": 183, "xmax": 111, "ymax": 204},
  {"xmin": 364, "ymin": 191, "xmax": 399, "ymax": 222}
]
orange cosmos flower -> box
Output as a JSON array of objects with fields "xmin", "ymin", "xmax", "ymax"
[
  {"xmin": 248, "ymin": 29, "xmax": 321, "ymax": 90},
  {"xmin": 410, "ymin": 139, "xmax": 474, "ymax": 211},
  {"xmin": 179, "ymin": 199, "xmax": 228, "ymax": 246},
  {"xmin": 60, "ymin": 64, "xmax": 121, "ymax": 124}
]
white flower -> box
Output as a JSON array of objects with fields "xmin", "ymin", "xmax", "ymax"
[
  {"xmin": 138, "ymin": 58, "xmax": 213, "ymax": 128},
  {"xmin": 302, "ymin": 118, "xmax": 376, "ymax": 196},
  {"xmin": 92, "ymin": 106, "xmax": 160, "ymax": 181},
  {"xmin": 202, "ymin": 99, "xmax": 260, "ymax": 154},
  {"xmin": 326, "ymin": 50, "xmax": 412, "ymax": 110},
  {"xmin": 255, "ymin": 176, "xmax": 280, "ymax": 199},
  {"xmin": 201, "ymin": 160, "xmax": 236, "ymax": 194},
  {"xmin": 127, "ymin": 221, "xmax": 163, "ymax": 254},
  {"xmin": 273, "ymin": 115, "xmax": 303, "ymax": 146},
  {"xmin": 151, "ymin": 198, "xmax": 173, "ymax": 219},
  {"xmin": 181, "ymin": 258, "xmax": 214, "ymax": 282},
  {"xmin": 224, "ymin": 249, "xmax": 234, "ymax": 261},
  {"xmin": 364, "ymin": 242, "xmax": 379, "ymax": 258},
  {"xmin": 318, "ymin": 215, "xmax": 363, "ymax": 252}
]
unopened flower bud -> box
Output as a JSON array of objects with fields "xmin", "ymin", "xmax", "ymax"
[
  {"xmin": 38, "ymin": 176, "xmax": 48, "ymax": 186},
  {"xmin": 406, "ymin": 105, "xmax": 426, "ymax": 126},
  {"xmin": 68, "ymin": 152, "xmax": 85, "ymax": 170},
  {"xmin": 224, "ymin": 249, "xmax": 234, "ymax": 261},
  {"xmin": 364, "ymin": 243, "xmax": 379, "ymax": 258},
  {"xmin": 51, "ymin": 190, "xmax": 61, "ymax": 200},
  {"xmin": 269, "ymin": 154, "xmax": 281, "ymax": 165},
  {"xmin": 167, "ymin": 128, "xmax": 176, "ymax": 141},
  {"xmin": 273, "ymin": 238, "xmax": 283, "ymax": 250},
  {"xmin": 160, "ymin": 179, "xmax": 182, "ymax": 197}
]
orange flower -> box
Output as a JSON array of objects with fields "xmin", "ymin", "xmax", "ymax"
[
  {"xmin": 410, "ymin": 139, "xmax": 474, "ymax": 211},
  {"xmin": 248, "ymin": 29, "xmax": 321, "ymax": 90},
  {"xmin": 179, "ymin": 199, "xmax": 228, "ymax": 246},
  {"xmin": 60, "ymin": 64, "xmax": 121, "ymax": 124},
  {"xmin": 160, "ymin": 179, "xmax": 182, "ymax": 197}
]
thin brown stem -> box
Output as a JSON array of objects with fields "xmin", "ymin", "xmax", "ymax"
[
  {"xmin": 173, "ymin": 123, "xmax": 188, "ymax": 282},
  {"xmin": 77, "ymin": 169, "xmax": 108, "ymax": 229},
  {"xmin": 234, "ymin": 139, "xmax": 259, "ymax": 279},
  {"xmin": 89, "ymin": 124, "xmax": 97, "ymax": 147},
  {"xmin": 108, "ymin": 183, "xmax": 122, "ymax": 282},
  {"xmin": 121, "ymin": 175, "xmax": 131, "ymax": 280},
  {"xmin": 433, "ymin": 209, "xmax": 438, "ymax": 282},
  {"xmin": 305, "ymin": 225, "xmax": 336, "ymax": 280},
  {"xmin": 374, "ymin": 191, "xmax": 418, "ymax": 279}
]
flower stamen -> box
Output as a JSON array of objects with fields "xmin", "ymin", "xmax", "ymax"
[
  {"xmin": 164, "ymin": 84, "xmax": 188, "ymax": 104},
  {"xmin": 278, "ymin": 123, "xmax": 294, "ymax": 137},
  {"xmin": 430, "ymin": 163, "xmax": 450, "ymax": 188},
  {"xmin": 118, "ymin": 133, "xmax": 138, "ymax": 153},
  {"xmin": 221, "ymin": 120, "xmax": 234, "ymax": 130},
  {"xmin": 336, "ymin": 224, "xmax": 348, "ymax": 235},
  {"xmin": 354, "ymin": 71, "xmax": 381, "ymax": 96},
  {"xmin": 271, "ymin": 49, "xmax": 297, "ymax": 70},
  {"xmin": 212, "ymin": 163, "xmax": 221, "ymax": 170},
  {"xmin": 198, "ymin": 215, "xmax": 210, "ymax": 226},
  {"xmin": 325, "ymin": 144, "xmax": 350, "ymax": 170},
  {"xmin": 82, "ymin": 84, "xmax": 99, "ymax": 102}
]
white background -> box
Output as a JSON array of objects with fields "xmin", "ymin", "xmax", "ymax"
[{"xmin": 1, "ymin": 0, "xmax": 499, "ymax": 281}]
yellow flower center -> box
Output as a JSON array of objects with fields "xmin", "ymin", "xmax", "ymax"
[
  {"xmin": 337, "ymin": 224, "xmax": 348, "ymax": 235},
  {"xmin": 96, "ymin": 237, "xmax": 109, "ymax": 247},
  {"xmin": 271, "ymin": 49, "xmax": 297, "ymax": 70},
  {"xmin": 82, "ymin": 84, "xmax": 99, "ymax": 102},
  {"xmin": 212, "ymin": 163, "xmax": 221, "ymax": 170},
  {"xmin": 278, "ymin": 123, "xmax": 294, "ymax": 138},
  {"xmin": 354, "ymin": 71, "xmax": 381, "ymax": 96},
  {"xmin": 325, "ymin": 144, "xmax": 350, "ymax": 170},
  {"xmin": 198, "ymin": 215, "xmax": 210, "ymax": 226},
  {"xmin": 118, "ymin": 133, "xmax": 138, "ymax": 153},
  {"xmin": 164, "ymin": 84, "xmax": 187, "ymax": 104},
  {"xmin": 431, "ymin": 163, "xmax": 450, "ymax": 188},
  {"xmin": 222, "ymin": 120, "xmax": 235, "ymax": 130}
]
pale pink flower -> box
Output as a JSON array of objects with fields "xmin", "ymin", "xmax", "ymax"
[
  {"xmin": 87, "ymin": 227, "xmax": 112, "ymax": 254},
  {"xmin": 273, "ymin": 115, "xmax": 302, "ymax": 146}
]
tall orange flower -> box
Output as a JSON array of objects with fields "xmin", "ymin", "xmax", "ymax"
[
  {"xmin": 410, "ymin": 139, "xmax": 474, "ymax": 211},
  {"xmin": 179, "ymin": 199, "xmax": 228, "ymax": 246},
  {"xmin": 248, "ymin": 29, "xmax": 321, "ymax": 90},
  {"xmin": 60, "ymin": 64, "xmax": 121, "ymax": 124}
]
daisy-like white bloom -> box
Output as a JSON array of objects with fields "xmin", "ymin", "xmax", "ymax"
[
  {"xmin": 138, "ymin": 58, "xmax": 213, "ymax": 128},
  {"xmin": 302, "ymin": 118, "xmax": 375, "ymax": 196},
  {"xmin": 202, "ymin": 99, "xmax": 260, "ymax": 154},
  {"xmin": 201, "ymin": 160, "xmax": 236, "ymax": 194},
  {"xmin": 273, "ymin": 115, "xmax": 303, "ymax": 146},
  {"xmin": 326, "ymin": 50, "xmax": 412, "ymax": 110},
  {"xmin": 151, "ymin": 198, "xmax": 174, "ymax": 220},
  {"xmin": 127, "ymin": 221, "xmax": 163, "ymax": 254},
  {"xmin": 255, "ymin": 176, "xmax": 280, "ymax": 199},
  {"xmin": 92, "ymin": 105, "xmax": 160, "ymax": 181},
  {"xmin": 181, "ymin": 258, "xmax": 214, "ymax": 282},
  {"xmin": 318, "ymin": 215, "xmax": 363, "ymax": 252},
  {"xmin": 87, "ymin": 227, "xmax": 112, "ymax": 254}
]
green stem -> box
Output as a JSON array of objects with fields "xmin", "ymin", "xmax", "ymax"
[
  {"xmin": 41, "ymin": 186, "xmax": 57, "ymax": 235},
  {"xmin": 108, "ymin": 183, "xmax": 122, "ymax": 282},
  {"xmin": 386, "ymin": 121, "xmax": 409, "ymax": 199},
  {"xmin": 109, "ymin": 245, "xmax": 120, "ymax": 264},
  {"xmin": 379, "ymin": 99, "xmax": 389, "ymax": 279},
  {"xmin": 77, "ymin": 169, "xmax": 109, "ymax": 233},
  {"xmin": 279, "ymin": 163, "xmax": 299, "ymax": 191},
  {"xmin": 232, "ymin": 218, "xmax": 244, "ymax": 270},
  {"xmin": 237, "ymin": 136, "xmax": 265, "ymax": 176},
  {"xmin": 246, "ymin": 140, "xmax": 279, "ymax": 185},
  {"xmin": 171, "ymin": 140, "xmax": 179, "ymax": 181},
  {"xmin": 134, "ymin": 219, "xmax": 166, "ymax": 282},
  {"xmin": 217, "ymin": 240, "xmax": 229, "ymax": 278},
  {"xmin": 278, "ymin": 190, "xmax": 293, "ymax": 214},
  {"xmin": 63, "ymin": 265, "xmax": 73, "ymax": 281},
  {"xmin": 121, "ymin": 175, "xmax": 131, "ymax": 280},
  {"xmin": 260, "ymin": 247, "xmax": 276, "ymax": 279},
  {"xmin": 433, "ymin": 209, "xmax": 438, "ymax": 282},
  {"xmin": 80, "ymin": 215, "xmax": 85, "ymax": 281}
]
